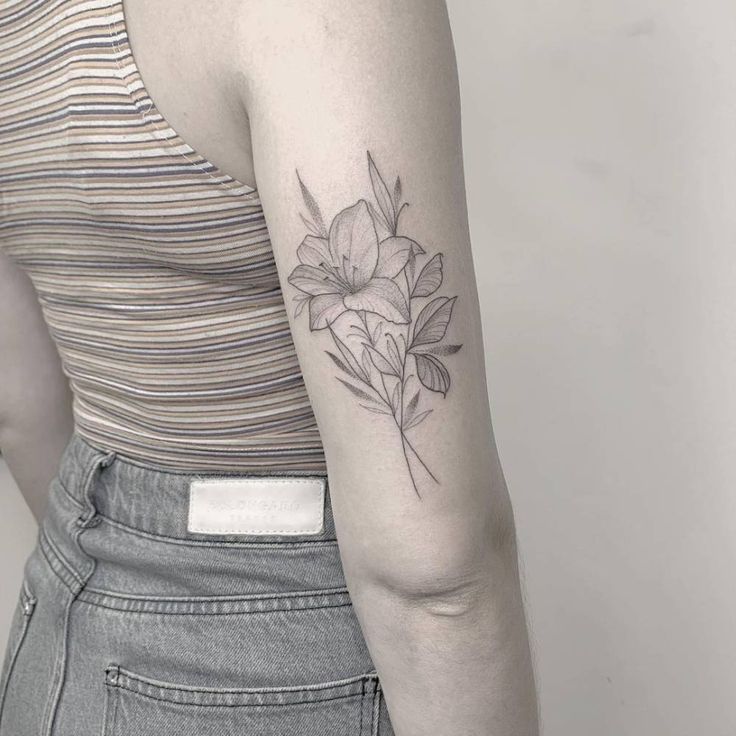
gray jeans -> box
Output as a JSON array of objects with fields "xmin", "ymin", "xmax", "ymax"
[{"xmin": 0, "ymin": 433, "xmax": 393, "ymax": 735}]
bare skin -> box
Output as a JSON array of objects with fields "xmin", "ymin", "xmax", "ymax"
[
  {"xmin": 0, "ymin": 252, "xmax": 75, "ymax": 521},
  {"xmin": 1, "ymin": 1, "xmax": 540, "ymax": 733}
]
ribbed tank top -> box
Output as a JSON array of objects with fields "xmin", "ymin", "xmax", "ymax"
[{"xmin": 0, "ymin": 0, "xmax": 326, "ymax": 471}]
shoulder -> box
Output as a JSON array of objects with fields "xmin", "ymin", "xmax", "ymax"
[
  {"xmin": 230, "ymin": 0, "xmax": 455, "ymax": 109},
  {"xmin": 235, "ymin": 0, "xmax": 450, "ymax": 38}
]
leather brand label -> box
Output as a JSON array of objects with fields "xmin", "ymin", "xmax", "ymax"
[{"xmin": 187, "ymin": 477, "xmax": 325, "ymax": 535}]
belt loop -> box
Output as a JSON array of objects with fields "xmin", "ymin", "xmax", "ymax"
[{"xmin": 76, "ymin": 449, "xmax": 117, "ymax": 528}]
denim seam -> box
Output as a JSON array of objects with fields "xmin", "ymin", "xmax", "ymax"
[
  {"xmin": 41, "ymin": 524, "xmax": 86, "ymax": 736},
  {"xmin": 38, "ymin": 523, "xmax": 346, "ymax": 613},
  {"xmin": 77, "ymin": 586, "xmax": 352, "ymax": 615},
  {"xmin": 38, "ymin": 539, "xmax": 80, "ymax": 595},
  {"xmin": 110, "ymin": 682, "xmax": 120, "ymax": 735},
  {"xmin": 99, "ymin": 679, "xmax": 111, "ymax": 736},
  {"xmin": 95, "ymin": 514, "xmax": 339, "ymax": 549},
  {"xmin": 359, "ymin": 676, "xmax": 365, "ymax": 735},
  {"xmin": 74, "ymin": 597, "xmax": 354, "ymax": 617},
  {"xmin": 38, "ymin": 542, "xmax": 75, "ymax": 594},
  {"xmin": 43, "ymin": 451, "xmax": 112, "ymax": 736},
  {"xmin": 39, "ymin": 528, "xmax": 85, "ymax": 589},
  {"xmin": 0, "ymin": 585, "xmax": 36, "ymax": 730},
  {"xmin": 371, "ymin": 682, "xmax": 382, "ymax": 736},
  {"xmin": 113, "ymin": 666, "xmax": 374, "ymax": 695},
  {"xmin": 81, "ymin": 585, "xmax": 350, "ymax": 603},
  {"xmin": 107, "ymin": 682, "xmax": 366, "ymax": 708}
]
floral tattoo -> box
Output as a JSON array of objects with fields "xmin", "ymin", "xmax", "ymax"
[{"xmin": 288, "ymin": 152, "xmax": 461, "ymax": 497}]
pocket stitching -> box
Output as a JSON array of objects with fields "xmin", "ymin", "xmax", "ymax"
[
  {"xmin": 104, "ymin": 663, "xmax": 378, "ymax": 709},
  {"xmin": 105, "ymin": 684, "xmax": 369, "ymax": 710},
  {"xmin": 77, "ymin": 594, "xmax": 353, "ymax": 616}
]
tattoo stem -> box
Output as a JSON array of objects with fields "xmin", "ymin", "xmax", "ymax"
[
  {"xmin": 397, "ymin": 365, "xmax": 422, "ymax": 497},
  {"xmin": 400, "ymin": 430, "xmax": 422, "ymax": 498},
  {"xmin": 401, "ymin": 431, "xmax": 439, "ymax": 484}
]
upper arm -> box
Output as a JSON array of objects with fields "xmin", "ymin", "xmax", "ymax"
[{"xmin": 232, "ymin": 0, "xmax": 512, "ymax": 593}]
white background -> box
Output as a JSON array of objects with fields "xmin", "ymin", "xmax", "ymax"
[{"xmin": 2, "ymin": 2, "xmax": 735, "ymax": 733}]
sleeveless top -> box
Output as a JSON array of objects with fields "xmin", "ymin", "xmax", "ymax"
[{"xmin": 0, "ymin": 0, "xmax": 326, "ymax": 472}]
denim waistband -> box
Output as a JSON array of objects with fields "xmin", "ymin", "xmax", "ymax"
[{"xmin": 56, "ymin": 432, "xmax": 336, "ymax": 543}]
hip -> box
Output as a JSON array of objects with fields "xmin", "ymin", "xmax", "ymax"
[{"xmin": 0, "ymin": 432, "xmax": 393, "ymax": 735}]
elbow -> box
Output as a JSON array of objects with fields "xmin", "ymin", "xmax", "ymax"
[{"xmin": 356, "ymin": 503, "xmax": 521, "ymax": 618}]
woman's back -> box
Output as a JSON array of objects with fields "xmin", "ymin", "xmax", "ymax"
[{"xmin": 0, "ymin": 0, "xmax": 324, "ymax": 471}]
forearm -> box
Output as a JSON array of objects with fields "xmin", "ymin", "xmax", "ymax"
[{"xmin": 349, "ymin": 526, "xmax": 538, "ymax": 736}]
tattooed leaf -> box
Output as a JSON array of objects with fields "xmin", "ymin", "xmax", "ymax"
[
  {"xmin": 293, "ymin": 295, "xmax": 309, "ymax": 319},
  {"xmin": 361, "ymin": 348, "xmax": 373, "ymax": 378},
  {"xmin": 364, "ymin": 344, "xmax": 398, "ymax": 376},
  {"xmin": 390, "ymin": 381, "xmax": 401, "ymax": 413},
  {"xmin": 300, "ymin": 214, "xmax": 321, "ymax": 237},
  {"xmin": 410, "ymin": 297, "xmax": 457, "ymax": 349},
  {"xmin": 349, "ymin": 318, "xmax": 371, "ymax": 342},
  {"xmin": 360, "ymin": 404, "xmax": 393, "ymax": 416},
  {"xmin": 368, "ymin": 152, "xmax": 396, "ymax": 234},
  {"xmin": 407, "ymin": 251, "xmax": 416, "ymax": 283},
  {"xmin": 368, "ymin": 201, "xmax": 393, "ymax": 241},
  {"xmin": 404, "ymin": 409, "xmax": 433, "ymax": 431},
  {"xmin": 393, "ymin": 176, "xmax": 402, "ymax": 210},
  {"xmin": 396, "ymin": 202, "xmax": 409, "ymax": 224},
  {"xmin": 412, "ymin": 254, "xmax": 443, "ymax": 298},
  {"xmin": 414, "ymin": 353, "xmax": 451, "ymax": 396},
  {"xmin": 410, "ymin": 239, "xmax": 425, "ymax": 256},
  {"xmin": 296, "ymin": 171, "xmax": 327, "ymax": 237},
  {"xmin": 325, "ymin": 350, "xmax": 358, "ymax": 379},
  {"xmin": 336, "ymin": 377, "xmax": 379, "ymax": 404},
  {"xmin": 411, "ymin": 343, "xmax": 463, "ymax": 357},
  {"xmin": 405, "ymin": 390, "xmax": 420, "ymax": 422},
  {"xmin": 331, "ymin": 329, "xmax": 369, "ymax": 382},
  {"xmin": 385, "ymin": 334, "xmax": 403, "ymax": 375}
]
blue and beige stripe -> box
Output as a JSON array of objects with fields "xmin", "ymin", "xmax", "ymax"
[{"xmin": 0, "ymin": 0, "xmax": 326, "ymax": 470}]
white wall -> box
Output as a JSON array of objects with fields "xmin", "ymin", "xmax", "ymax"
[
  {"xmin": 448, "ymin": 1, "xmax": 736, "ymax": 734},
  {"xmin": 2, "ymin": 2, "xmax": 735, "ymax": 734}
]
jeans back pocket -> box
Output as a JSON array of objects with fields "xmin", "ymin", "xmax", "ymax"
[{"xmin": 102, "ymin": 664, "xmax": 382, "ymax": 736}]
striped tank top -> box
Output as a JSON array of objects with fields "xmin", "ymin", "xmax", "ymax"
[{"xmin": 0, "ymin": 0, "xmax": 326, "ymax": 471}]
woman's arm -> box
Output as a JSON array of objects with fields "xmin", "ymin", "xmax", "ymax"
[
  {"xmin": 232, "ymin": 1, "xmax": 539, "ymax": 733},
  {"xmin": 0, "ymin": 251, "xmax": 74, "ymax": 521}
]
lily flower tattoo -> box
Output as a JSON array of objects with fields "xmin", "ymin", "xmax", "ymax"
[{"xmin": 288, "ymin": 152, "xmax": 462, "ymax": 497}]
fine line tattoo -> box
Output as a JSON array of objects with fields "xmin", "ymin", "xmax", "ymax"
[{"xmin": 288, "ymin": 152, "xmax": 462, "ymax": 497}]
